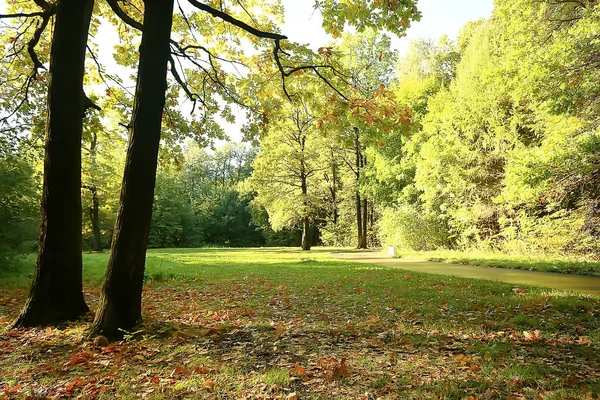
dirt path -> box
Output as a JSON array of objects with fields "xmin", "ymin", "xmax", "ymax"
[{"xmin": 332, "ymin": 252, "xmax": 600, "ymax": 296}]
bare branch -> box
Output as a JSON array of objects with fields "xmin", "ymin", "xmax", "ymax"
[
  {"xmin": 106, "ymin": 0, "xmax": 143, "ymax": 31},
  {"xmin": 187, "ymin": 0, "xmax": 286, "ymax": 40},
  {"xmin": 86, "ymin": 44, "xmax": 134, "ymax": 108},
  {"xmin": 0, "ymin": 11, "xmax": 46, "ymax": 19},
  {"xmin": 26, "ymin": 13, "xmax": 50, "ymax": 71}
]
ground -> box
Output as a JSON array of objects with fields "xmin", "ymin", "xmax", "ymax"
[{"xmin": 0, "ymin": 248, "xmax": 599, "ymax": 399}]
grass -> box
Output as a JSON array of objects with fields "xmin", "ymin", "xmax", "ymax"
[
  {"xmin": 394, "ymin": 248, "xmax": 600, "ymax": 276},
  {"xmin": 0, "ymin": 247, "xmax": 598, "ymax": 399}
]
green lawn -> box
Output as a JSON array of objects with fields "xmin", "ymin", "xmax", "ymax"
[
  {"xmin": 395, "ymin": 249, "xmax": 600, "ymax": 277},
  {"xmin": 1, "ymin": 248, "xmax": 599, "ymax": 399}
]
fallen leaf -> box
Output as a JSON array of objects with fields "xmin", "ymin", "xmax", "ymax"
[{"xmin": 290, "ymin": 362, "xmax": 305, "ymax": 376}]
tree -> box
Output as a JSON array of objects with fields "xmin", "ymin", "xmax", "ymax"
[
  {"xmin": 91, "ymin": 0, "xmax": 420, "ymax": 337},
  {"xmin": 375, "ymin": 36, "xmax": 462, "ymax": 250},
  {"xmin": 0, "ymin": 152, "xmax": 39, "ymax": 271},
  {"xmin": 318, "ymin": 30, "xmax": 402, "ymax": 248},
  {"xmin": 246, "ymin": 102, "xmax": 325, "ymax": 251},
  {"xmin": 81, "ymin": 110, "xmax": 126, "ymax": 253},
  {"xmin": 92, "ymin": 0, "xmax": 175, "ymax": 338},
  {"xmin": 13, "ymin": 0, "xmax": 96, "ymax": 327}
]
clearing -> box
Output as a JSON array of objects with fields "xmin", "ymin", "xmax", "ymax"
[{"xmin": 0, "ymin": 248, "xmax": 598, "ymax": 399}]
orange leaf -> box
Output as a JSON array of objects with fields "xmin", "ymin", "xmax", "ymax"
[
  {"xmin": 6, "ymin": 384, "xmax": 22, "ymax": 394},
  {"xmin": 65, "ymin": 378, "xmax": 84, "ymax": 393},
  {"xmin": 68, "ymin": 351, "xmax": 91, "ymax": 366},
  {"xmin": 291, "ymin": 362, "xmax": 305, "ymax": 376}
]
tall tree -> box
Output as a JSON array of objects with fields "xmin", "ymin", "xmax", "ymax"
[
  {"xmin": 92, "ymin": 0, "xmax": 175, "ymax": 338},
  {"xmin": 319, "ymin": 30, "xmax": 401, "ymax": 248},
  {"xmin": 247, "ymin": 103, "xmax": 325, "ymax": 251},
  {"xmin": 92, "ymin": 0, "xmax": 420, "ymax": 337},
  {"xmin": 13, "ymin": 0, "xmax": 95, "ymax": 327}
]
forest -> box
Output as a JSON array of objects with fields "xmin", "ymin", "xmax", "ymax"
[{"xmin": 3, "ymin": 0, "xmax": 599, "ymax": 261}]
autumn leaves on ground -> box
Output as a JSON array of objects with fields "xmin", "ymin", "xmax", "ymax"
[{"xmin": 1, "ymin": 248, "xmax": 599, "ymax": 399}]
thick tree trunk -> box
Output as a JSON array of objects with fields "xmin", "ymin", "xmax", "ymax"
[
  {"xmin": 92, "ymin": 0, "xmax": 174, "ymax": 339},
  {"xmin": 90, "ymin": 186, "xmax": 103, "ymax": 252},
  {"xmin": 14, "ymin": 0, "xmax": 93, "ymax": 327}
]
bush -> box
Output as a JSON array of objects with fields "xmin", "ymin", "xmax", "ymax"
[
  {"xmin": 0, "ymin": 155, "xmax": 39, "ymax": 272},
  {"xmin": 378, "ymin": 205, "xmax": 452, "ymax": 251}
]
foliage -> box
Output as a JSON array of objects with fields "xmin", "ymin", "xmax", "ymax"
[
  {"xmin": 149, "ymin": 143, "xmax": 265, "ymax": 248},
  {"xmin": 379, "ymin": 204, "xmax": 451, "ymax": 251},
  {"xmin": 377, "ymin": 2, "xmax": 600, "ymax": 257},
  {"xmin": 0, "ymin": 153, "xmax": 39, "ymax": 270}
]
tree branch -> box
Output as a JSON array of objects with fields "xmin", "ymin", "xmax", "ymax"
[
  {"xmin": 0, "ymin": 11, "xmax": 46, "ymax": 19},
  {"xmin": 26, "ymin": 9, "xmax": 53, "ymax": 71},
  {"xmin": 187, "ymin": 0, "xmax": 286, "ymax": 40},
  {"xmin": 106, "ymin": 0, "xmax": 143, "ymax": 31}
]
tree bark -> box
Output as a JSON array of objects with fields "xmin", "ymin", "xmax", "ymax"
[
  {"xmin": 361, "ymin": 197, "xmax": 368, "ymax": 248},
  {"xmin": 14, "ymin": 0, "xmax": 93, "ymax": 327},
  {"xmin": 92, "ymin": 0, "xmax": 174, "ymax": 339},
  {"xmin": 354, "ymin": 128, "xmax": 367, "ymax": 249},
  {"xmin": 330, "ymin": 149, "xmax": 339, "ymax": 225},
  {"xmin": 301, "ymin": 216, "xmax": 311, "ymax": 251},
  {"xmin": 89, "ymin": 186, "xmax": 103, "ymax": 252},
  {"xmin": 88, "ymin": 131, "xmax": 103, "ymax": 253},
  {"xmin": 300, "ymin": 140, "xmax": 311, "ymax": 251},
  {"xmin": 356, "ymin": 192, "xmax": 364, "ymax": 248}
]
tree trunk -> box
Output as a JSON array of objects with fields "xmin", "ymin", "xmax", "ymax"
[
  {"xmin": 354, "ymin": 128, "xmax": 367, "ymax": 249},
  {"xmin": 87, "ymin": 131, "xmax": 103, "ymax": 253},
  {"xmin": 361, "ymin": 197, "xmax": 368, "ymax": 248},
  {"xmin": 300, "ymin": 147, "xmax": 311, "ymax": 251},
  {"xmin": 356, "ymin": 192, "xmax": 365, "ymax": 249},
  {"xmin": 301, "ymin": 216, "xmax": 311, "ymax": 251},
  {"xmin": 90, "ymin": 186, "xmax": 103, "ymax": 252},
  {"xmin": 14, "ymin": 0, "xmax": 93, "ymax": 327},
  {"xmin": 92, "ymin": 0, "xmax": 174, "ymax": 339},
  {"xmin": 330, "ymin": 150, "xmax": 339, "ymax": 225}
]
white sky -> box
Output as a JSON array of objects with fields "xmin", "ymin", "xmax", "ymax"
[{"xmin": 282, "ymin": 0, "xmax": 494, "ymax": 55}]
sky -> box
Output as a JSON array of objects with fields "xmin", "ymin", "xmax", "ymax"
[{"xmin": 281, "ymin": 0, "xmax": 495, "ymax": 56}]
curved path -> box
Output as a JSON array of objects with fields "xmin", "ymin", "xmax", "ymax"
[{"xmin": 332, "ymin": 252, "xmax": 600, "ymax": 296}]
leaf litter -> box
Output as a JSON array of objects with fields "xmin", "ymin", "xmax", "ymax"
[{"xmin": 0, "ymin": 249, "xmax": 598, "ymax": 399}]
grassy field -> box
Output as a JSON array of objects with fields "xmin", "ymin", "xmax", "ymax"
[
  {"xmin": 395, "ymin": 249, "xmax": 600, "ymax": 277},
  {"xmin": 1, "ymin": 248, "xmax": 599, "ymax": 399}
]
